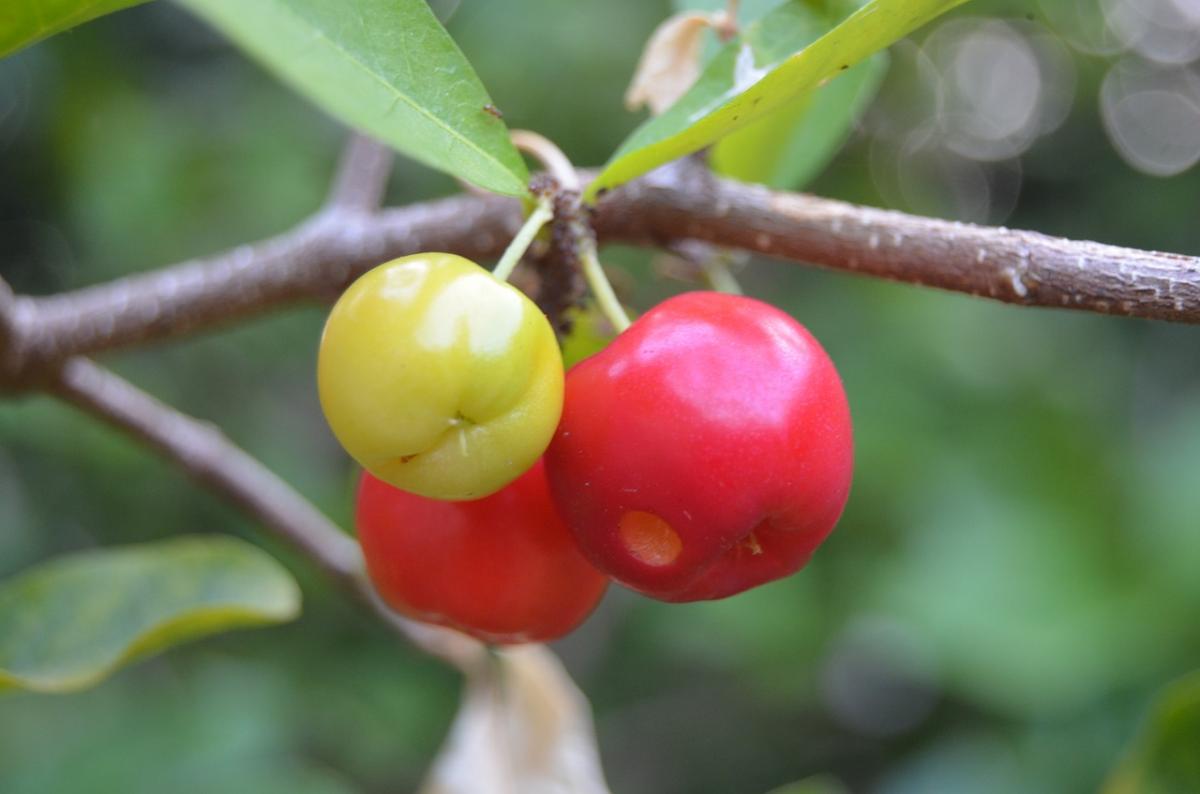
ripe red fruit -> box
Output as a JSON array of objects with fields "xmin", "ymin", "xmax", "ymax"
[
  {"xmin": 545, "ymin": 291, "xmax": 853, "ymax": 602},
  {"xmin": 357, "ymin": 460, "xmax": 609, "ymax": 644}
]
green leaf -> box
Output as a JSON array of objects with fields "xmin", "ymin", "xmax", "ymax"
[
  {"xmin": 712, "ymin": 50, "xmax": 887, "ymax": 188},
  {"xmin": 1105, "ymin": 672, "xmax": 1200, "ymax": 794},
  {"xmin": 0, "ymin": 0, "xmax": 151, "ymax": 59},
  {"xmin": 764, "ymin": 776, "xmax": 850, "ymax": 794},
  {"xmin": 588, "ymin": 0, "xmax": 969, "ymax": 199},
  {"xmin": 178, "ymin": 0, "xmax": 529, "ymax": 197},
  {"xmin": 675, "ymin": 1, "xmax": 889, "ymax": 189},
  {"xmin": 0, "ymin": 536, "xmax": 300, "ymax": 694},
  {"xmin": 674, "ymin": 0, "xmax": 888, "ymax": 189}
]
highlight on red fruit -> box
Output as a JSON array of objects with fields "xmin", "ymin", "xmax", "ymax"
[
  {"xmin": 356, "ymin": 460, "xmax": 609, "ymax": 644},
  {"xmin": 545, "ymin": 291, "xmax": 853, "ymax": 602}
]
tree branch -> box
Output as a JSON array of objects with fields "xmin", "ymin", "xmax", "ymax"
[
  {"xmin": 0, "ymin": 276, "xmax": 14, "ymax": 368},
  {"xmin": 0, "ymin": 192, "xmax": 520, "ymax": 386},
  {"xmin": 49, "ymin": 356, "xmax": 485, "ymax": 670},
  {"xmin": 325, "ymin": 133, "xmax": 395, "ymax": 213},
  {"xmin": 3, "ymin": 165, "xmax": 1198, "ymax": 387},
  {"xmin": 597, "ymin": 165, "xmax": 1200, "ymax": 322}
]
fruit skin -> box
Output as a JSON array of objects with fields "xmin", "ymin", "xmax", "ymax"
[
  {"xmin": 545, "ymin": 291, "xmax": 853, "ymax": 602},
  {"xmin": 318, "ymin": 253, "xmax": 563, "ymax": 501},
  {"xmin": 356, "ymin": 459, "xmax": 609, "ymax": 644}
]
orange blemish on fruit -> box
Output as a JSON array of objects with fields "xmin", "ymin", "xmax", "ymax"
[
  {"xmin": 618, "ymin": 511, "xmax": 682, "ymax": 566},
  {"xmin": 741, "ymin": 531, "xmax": 763, "ymax": 555}
]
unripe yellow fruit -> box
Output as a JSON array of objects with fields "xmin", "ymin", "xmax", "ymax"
[{"xmin": 318, "ymin": 253, "xmax": 564, "ymax": 500}]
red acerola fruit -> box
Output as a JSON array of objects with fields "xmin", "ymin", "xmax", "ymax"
[
  {"xmin": 545, "ymin": 291, "xmax": 853, "ymax": 602},
  {"xmin": 357, "ymin": 459, "xmax": 609, "ymax": 644}
]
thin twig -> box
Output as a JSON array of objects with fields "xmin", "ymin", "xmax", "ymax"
[
  {"xmin": 49, "ymin": 356, "xmax": 485, "ymax": 670},
  {"xmin": 0, "ymin": 276, "xmax": 14, "ymax": 356},
  {"xmin": 325, "ymin": 133, "xmax": 395, "ymax": 214},
  {"xmin": 666, "ymin": 240, "xmax": 746, "ymax": 295},
  {"xmin": 50, "ymin": 359, "xmax": 361, "ymax": 579}
]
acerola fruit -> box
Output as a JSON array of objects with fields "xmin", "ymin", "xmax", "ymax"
[
  {"xmin": 545, "ymin": 291, "xmax": 853, "ymax": 602},
  {"xmin": 357, "ymin": 459, "xmax": 609, "ymax": 644},
  {"xmin": 318, "ymin": 253, "xmax": 563, "ymax": 500}
]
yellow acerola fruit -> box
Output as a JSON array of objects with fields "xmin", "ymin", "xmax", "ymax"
[{"xmin": 317, "ymin": 253, "xmax": 564, "ymax": 500}]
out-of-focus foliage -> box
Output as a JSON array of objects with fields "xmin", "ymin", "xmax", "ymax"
[
  {"xmin": 177, "ymin": 0, "xmax": 528, "ymax": 196},
  {"xmin": 0, "ymin": 536, "xmax": 298, "ymax": 693},
  {"xmin": 1105, "ymin": 672, "xmax": 1200, "ymax": 794},
  {"xmin": 0, "ymin": 0, "xmax": 150, "ymax": 58},
  {"xmin": 588, "ymin": 0, "xmax": 969, "ymax": 197},
  {"xmin": 1, "ymin": 0, "xmax": 1200, "ymax": 792}
]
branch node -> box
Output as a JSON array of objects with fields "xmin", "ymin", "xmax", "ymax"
[
  {"xmin": 0, "ymin": 285, "xmax": 42, "ymax": 393},
  {"xmin": 528, "ymin": 180, "xmax": 588, "ymax": 334}
]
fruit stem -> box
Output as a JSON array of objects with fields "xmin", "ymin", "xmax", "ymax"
[
  {"xmin": 701, "ymin": 254, "xmax": 743, "ymax": 295},
  {"xmin": 491, "ymin": 195, "xmax": 554, "ymax": 283},
  {"xmin": 578, "ymin": 236, "xmax": 631, "ymax": 333}
]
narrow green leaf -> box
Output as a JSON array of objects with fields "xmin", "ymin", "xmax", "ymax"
[
  {"xmin": 1105, "ymin": 672, "xmax": 1200, "ymax": 794},
  {"xmin": 0, "ymin": 536, "xmax": 300, "ymax": 694},
  {"xmin": 764, "ymin": 775, "xmax": 850, "ymax": 794},
  {"xmin": 178, "ymin": 0, "xmax": 529, "ymax": 197},
  {"xmin": 712, "ymin": 51, "xmax": 886, "ymax": 188},
  {"xmin": 589, "ymin": 0, "xmax": 969, "ymax": 199},
  {"xmin": 672, "ymin": 1, "xmax": 886, "ymax": 188},
  {"xmin": 0, "ymin": 0, "xmax": 151, "ymax": 59}
]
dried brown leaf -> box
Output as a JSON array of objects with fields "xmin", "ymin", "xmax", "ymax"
[
  {"xmin": 420, "ymin": 645, "xmax": 611, "ymax": 794},
  {"xmin": 625, "ymin": 11, "xmax": 714, "ymax": 115}
]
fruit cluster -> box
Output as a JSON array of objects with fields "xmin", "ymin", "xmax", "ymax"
[{"xmin": 319, "ymin": 253, "xmax": 853, "ymax": 644}]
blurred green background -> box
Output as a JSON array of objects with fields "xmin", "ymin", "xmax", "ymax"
[{"xmin": 3, "ymin": 0, "xmax": 1200, "ymax": 791}]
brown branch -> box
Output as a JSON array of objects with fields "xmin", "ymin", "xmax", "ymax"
[
  {"xmin": 0, "ymin": 276, "xmax": 15, "ymax": 372},
  {"xmin": 325, "ymin": 133, "xmax": 395, "ymax": 213},
  {"xmin": 597, "ymin": 166, "xmax": 1200, "ymax": 322},
  {"xmin": 49, "ymin": 356, "xmax": 485, "ymax": 669},
  {"xmin": 51, "ymin": 358, "xmax": 360, "ymax": 581},
  {"xmin": 0, "ymin": 192, "xmax": 520, "ymax": 385},
  {"xmin": 3, "ymin": 164, "xmax": 1199, "ymax": 386}
]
